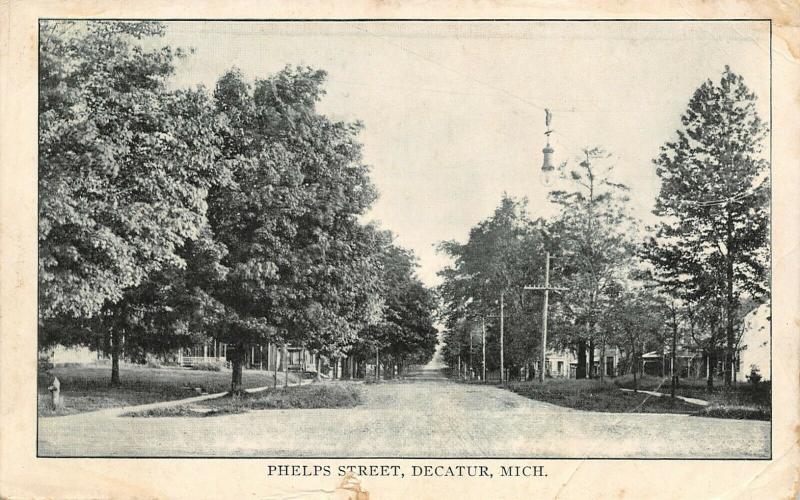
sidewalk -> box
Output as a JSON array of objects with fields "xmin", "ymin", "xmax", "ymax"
[
  {"xmin": 55, "ymin": 376, "xmax": 314, "ymax": 419},
  {"xmin": 619, "ymin": 388, "xmax": 710, "ymax": 406}
]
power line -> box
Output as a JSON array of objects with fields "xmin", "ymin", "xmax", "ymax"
[
  {"xmin": 347, "ymin": 25, "xmax": 605, "ymax": 160},
  {"xmin": 351, "ymin": 25, "xmax": 561, "ymax": 113}
]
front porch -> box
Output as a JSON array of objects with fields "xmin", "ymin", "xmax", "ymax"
[{"xmin": 176, "ymin": 341, "xmax": 325, "ymax": 374}]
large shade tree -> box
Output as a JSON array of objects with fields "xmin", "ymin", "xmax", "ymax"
[
  {"xmin": 207, "ymin": 67, "xmax": 379, "ymax": 393},
  {"xmin": 642, "ymin": 66, "xmax": 770, "ymax": 386},
  {"xmin": 548, "ymin": 148, "xmax": 638, "ymax": 378},
  {"xmin": 347, "ymin": 230, "xmax": 439, "ymax": 379},
  {"xmin": 550, "ymin": 148, "xmax": 636, "ymax": 378},
  {"xmin": 438, "ymin": 195, "xmax": 547, "ymax": 379},
  {"xmin": 39, "ymin": 21, "xmax": 225, "ymax": 382}
]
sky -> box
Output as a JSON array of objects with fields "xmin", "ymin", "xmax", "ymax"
[{"xmin": 160, "ymin": 21, "xmax": 770, "ymax": 288}]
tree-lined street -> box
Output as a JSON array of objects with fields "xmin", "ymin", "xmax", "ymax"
[
  {"xmin": 38, "ymin": 367, "xmax": 769, "ymax": 458},
  {"xmin": 36, "ymin": 20, "xmax": 771, "ymax": 460}
]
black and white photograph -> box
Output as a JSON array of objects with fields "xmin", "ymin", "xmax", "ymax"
[{"xmin": 32, "ymin": 19, "xmax": 776, "ymax": 462}]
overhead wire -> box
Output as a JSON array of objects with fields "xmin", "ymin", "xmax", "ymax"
[{"xmin": 167, "ymin": 22, "xmax": 768, "ymax": 206}]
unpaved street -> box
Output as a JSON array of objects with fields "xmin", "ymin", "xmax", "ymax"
[{"xmin": 38, "ymin": 369, "xmax": 770, "ymax": 458}]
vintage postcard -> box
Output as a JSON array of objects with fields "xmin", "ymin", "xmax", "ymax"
[{"xmin": 1, "ymin": 1, "xmax": 798, "ymax": 499}]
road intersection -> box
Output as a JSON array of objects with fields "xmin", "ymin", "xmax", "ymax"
[{"xmin": 38, "ymin": 368, "xmax": 770, "ymax": 458}]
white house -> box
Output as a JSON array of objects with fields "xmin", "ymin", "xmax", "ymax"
[
  {"xmin": 736, "ymin": 303, "xmax": 770, "ymax": 381},
  {"xmin": 538, "ymin": 346, "xmax": 623, "ymax": 379},
  {"xmin": 43, "ymin": 345, "xmax": 101, "ymax": 365}
]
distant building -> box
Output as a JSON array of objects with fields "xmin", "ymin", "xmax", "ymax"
[
  {"xmin": 736, "ymin": 303, "xmax": 770, "ymax": 381},
  {"xmin": 176, "ymin": 341, "xmax": 320, "ymax": 373},
  {"xmin": 40, "ymin": 338, "xmax": 325, "ymax": 375},
  {"xmin": 43, "ymin": 345, "xmax": 101, "ymax": 365},
  {"xmin": 537, "ymin": 346, "xmax": 623, "ymax": 379},
  {"xmin": 639, "ymin": 302, "xmax": 770, "ymax": 382}
]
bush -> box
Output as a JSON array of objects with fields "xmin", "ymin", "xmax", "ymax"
[
  {"xmin": 747, "ymin": 366, "xmax": 762, "ymax": 385},
  {"xmin": 695, "ymin": 405, "xmax": 770, "ymax": 421},
  {"xmin": 38, "ymin": 353, "xmax": 54, "ymax": 373},
  {"xmin": 145, "ymin": 357, "xmax": 163, "ymax": 369},
  {"xmin": 191, "ymin": 361, "xmax": 223, "ymax": 371},
  {"xmin": 246, "ymin": 384, "xmax": 361, "ymax": 410}
]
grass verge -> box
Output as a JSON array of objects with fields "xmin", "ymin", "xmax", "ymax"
[
  {"xmin": 613, "ymin": 374, "xmax": 771, "ymax": 421},
  {"xmin": 501, "ymin": 376, "xmax": 769, "ymax": 420},
  {"xmin": 506, "ymin": 379, "xmax": 700, "ymax": 415},
  {"xmin": 38, "ymin": 364, "xmax": 300, "ymax": 416},
  {"xmin": 123, "ymin": 383, "xmax": 362, "ymax": 417}
]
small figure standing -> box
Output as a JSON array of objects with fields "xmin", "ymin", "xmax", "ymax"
[{"xmin": 47, "ymin": 375, "xmax": 63, "ymax": 411}]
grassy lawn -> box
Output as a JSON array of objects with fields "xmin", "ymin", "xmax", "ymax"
[
  {"xmin": 500, "ymin": 375, "xmax": 770, "ymax": 420},
  {"xmin": 613, "ymin": 374, "xmax": 770, "ymax": 404},
  {"xmin": 506, "ymin": 378, "xmax": 700, "ymax": 415},
  {"xmin": 123, "ymin": 383, "xmax": 362, "ymax": 418},
  {"xmin": 38, "ymin": 363, "xmax": 301, "ymax": 417},
  {"xmin": 612, "ymin": 374, "xmax": 771, "ymax": 421}
]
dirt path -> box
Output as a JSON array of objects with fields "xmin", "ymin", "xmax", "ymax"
[{"xmin": 38, "ymin": 369, "xmax": 769, "ymax": 458}]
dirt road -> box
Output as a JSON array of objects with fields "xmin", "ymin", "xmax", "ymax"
[{"xmin": 38, "ymin": 369, "xmax": 770, "ymax": 458}]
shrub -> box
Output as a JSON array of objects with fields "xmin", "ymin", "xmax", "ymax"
[
  {"xmin": 191, "ymin": 360, "xmax": 223, "ymax": 371},
  {"xmin": 246, "ymin": 384, "xmax": 362, "ymax": 410},
  {"xmin": 38, "ymin": 353, "xmax": 54, "ymax": 373},
  {"xmin": 695, "ymin": 405, "xmax": 770, "ymax": 421},
  {"xmin": 747, "ymin": 366, "xmax": 762, "ymax": 385},
  {"xmin": 145, "ymin": 357, "xmax": 163, "ymax": 369}
]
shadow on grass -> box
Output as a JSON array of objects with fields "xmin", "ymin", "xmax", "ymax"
[
  {"xmin": 506, "ymin": 378, "xmax": 701, "ymax": 415},
  {"xmin": 38, "ymin": 364, "xmax": 301, "ymax": 416},
  {"xmin": 499, "ymin": 376, "xmax": 769, "ymax": 420},
  {"xmin": 613, "ymin": 374, "xmax": 771, "ymax": 421},
  {"xmin": 123, "ymin": 383, "xmax": 362, "ymax": 418}
]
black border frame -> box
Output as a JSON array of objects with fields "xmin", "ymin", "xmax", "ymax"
[{"xmin": 36, "ymin": 18, "xmax": 773, "ymax": 461}]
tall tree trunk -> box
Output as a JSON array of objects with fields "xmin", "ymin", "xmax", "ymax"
[
  {"xmin": 670, "ymin": 315, "xmax": 678, "ymax": 398},
  {"xmin": 631, "ymin": 342, "xmax": 638, "ymax": 392},
  {"xmin": 588, "ymin": 339, "xmax": 595, "ymax": 378},
  {"xmin": 724, "ymin": 217, "xmax": 735, "ymax": 387},
  {"xmin": 282, "ymin": 343, "xmax": 289, "ymax": 388},
  {"xmin": 599, "ymin": 342, "xmax": 606, "ymax": 382},
  {"xmin": 272, "ymin": 344, "xmax": 278, "ymax": 389},
  {"xmin": 110, "ymin": 328, "xmax": 121, "ymax": 385},
  {"xmin": 576, "ymin": 340, "xmax": 587, "ymax": 379},
  {"xmin": 230, "ymin": 345, "xmax": 244, "ymax": 396},
  {"xmin": 706, "ymin": 352, "xmax": 715, "ymax": 390}
]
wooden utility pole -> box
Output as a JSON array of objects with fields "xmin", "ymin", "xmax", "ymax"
[{"xmin": 524, "ymin": 252, "xmax": 568, "ymax": 383}]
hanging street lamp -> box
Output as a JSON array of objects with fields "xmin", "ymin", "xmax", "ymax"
[{"xmin": 540, "ymin": 108, "xmax": 555, "ymax": 186}]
